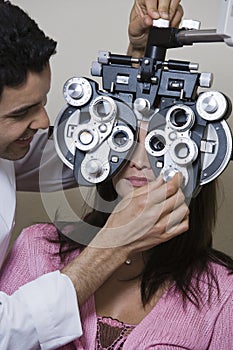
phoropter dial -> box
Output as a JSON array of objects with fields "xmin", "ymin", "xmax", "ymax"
[
  {"xmin": 63, "ymin": 77, "xmax": 92, "ymax": 107},
  {"xmin": 196, "ymin": 91, "xmax": 229, "ymax": 121}
]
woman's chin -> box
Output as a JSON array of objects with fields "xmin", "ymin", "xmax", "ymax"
[{"xmin": 114, "ymin": 179, "xmax": 133, "ymax": 198}]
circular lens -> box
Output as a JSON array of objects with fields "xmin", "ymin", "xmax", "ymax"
[
  {"xmin": 78, "ymin": 130, "xmax": 93, "ymax": 145},
  {"xmin": 166, "ymin": 105, "xmax": 195, "ymax": 132},
  {"xmin": 145, "ymin": 130, "xmax": 167, "ymax": 157},
  {"xmin": 93, "ymin": 100, "xmax": 111, "ymax": 118},
  {"xmin": 108, "ymin": 125, "xmax": 134, "ymax": 153},
  {"xmin": 170, "ymin": 109, "xmax": 188, "ymax": 128},
  {"xmin": 113, "ymin": 130, "xmax": 129, "ymax": 147},
  {"xmin": 174, "ymin": 142, "xmax": 190, "ymax": 159},
  {"xmin": 149, "ymin": 135, "xmax": 166, "ymax": 152},
  {"xmin": 170, "ymin": 137, "xmax": 198, "ymax": 165},
  {"xmin": 90, "ymin": 96, "xmax": 117, "ymax": 123}
]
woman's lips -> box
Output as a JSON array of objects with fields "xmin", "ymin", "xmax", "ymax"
[{"xmin": 127, "ymin": 176, "xmax": 149, "ymax": 187}]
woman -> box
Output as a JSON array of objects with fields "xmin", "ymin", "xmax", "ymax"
[{"xmin": 0, "ymin": 121, "xmax": 232, "ymax": 349}]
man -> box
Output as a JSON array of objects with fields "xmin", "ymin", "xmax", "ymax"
[{"xmin": 0, "ymin": 0, "xmax": 183, "ymax": 349}]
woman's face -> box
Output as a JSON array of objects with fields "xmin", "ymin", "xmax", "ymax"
[{"xmin": 113, "ymin": 121, "xmax": 156, "ymax": 197}]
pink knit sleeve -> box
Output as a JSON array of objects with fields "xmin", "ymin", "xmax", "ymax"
[
  {"xmin": 208, "ymin": 291, "xmax": 233, "ymax": 348},
  {"xmin": 0, "ymin": 223, "xmax": 60, "ymax": 295}
]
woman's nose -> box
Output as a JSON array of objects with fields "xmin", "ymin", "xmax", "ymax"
[{"xmin": 129, "ymin": 140, "xmax": 151, "ymax": 169}]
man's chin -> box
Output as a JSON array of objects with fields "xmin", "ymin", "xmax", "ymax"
[{"xmin": 1, "ymin": 146, "xmax": 30, "ymax": 161}]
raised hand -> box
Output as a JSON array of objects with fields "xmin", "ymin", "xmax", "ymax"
[{"xmin": 128, "ymin": 0, "xmax": 184, "ymax": 56}]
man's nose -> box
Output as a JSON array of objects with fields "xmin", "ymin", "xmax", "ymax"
[{"xmin": 29, "ymin": 106, "xmax": 50, "ymax": 130}]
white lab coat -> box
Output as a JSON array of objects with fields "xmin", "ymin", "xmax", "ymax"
[{"xmin": 0, "ymin": 130, "xmax": 82, "ymax": 349}]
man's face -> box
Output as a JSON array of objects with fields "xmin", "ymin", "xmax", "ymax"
[{"xmin": 0, "ymin": 65, "xmax": 51, "ymax": 160}]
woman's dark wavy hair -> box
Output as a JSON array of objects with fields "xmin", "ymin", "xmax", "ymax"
[
  {"xmin": 0, "ymin": 0, "xmax": 57, "ymax": 97},
  {"xmin": 56, "ymin": 178, "xmax": 233, "ymax": 309}
]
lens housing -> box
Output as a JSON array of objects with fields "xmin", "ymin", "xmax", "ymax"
[
  {"xmin": 108, "ymin": 125, "xmax": 134, "ymax": 152},
  {"xmin": 145, "ymin": 130, "xmax": 168, "ymax": 156},
  {"xmin": 166, "ymin": 105, "xmax": 195, "ymax": 132}
]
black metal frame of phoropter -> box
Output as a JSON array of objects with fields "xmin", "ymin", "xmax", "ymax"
[{"xmin": 54, "ymin": 23, "xmax": 232, "ymax": 198}]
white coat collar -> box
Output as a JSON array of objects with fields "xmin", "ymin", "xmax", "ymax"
[{"xmin": 0, "ymin": 158, "xmax": 16, "ymax": 266}]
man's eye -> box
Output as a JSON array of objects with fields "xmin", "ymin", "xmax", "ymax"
[{"xmin": 10, "ymin": 110, "xmax": 29, "ymax": 118}]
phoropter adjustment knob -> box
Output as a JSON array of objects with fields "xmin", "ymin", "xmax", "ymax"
[{"xmin": 63, "ymin": 77, "xmax": 92, "ymax": 107}]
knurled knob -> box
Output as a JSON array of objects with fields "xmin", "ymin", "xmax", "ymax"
[
  {"xmin": 201, "ymin": 96, "xmax": 218, "ymax": 113},
  {"xmin": 68, "ymin": 83, "xmax": 84, "ymax": 99},
  {"xmin": 86, "ymin": 159, "xmax": 102, "ymax": 175}
]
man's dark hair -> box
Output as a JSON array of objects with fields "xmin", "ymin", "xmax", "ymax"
[{"xmin": 0, "ymin": 0, "xmax": 57, "ymax": 96}]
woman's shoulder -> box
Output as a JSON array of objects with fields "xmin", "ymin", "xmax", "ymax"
[
  {"xmin": 21, "ymin": 223, "xmax": 58, "ymax": 241},
  {"xmin": 19, "ymin": 223, "xmax": 59, "ymax": 252},
  {"xmin": 209, "ymin": 261, "xmax": 233, "ymax": 294},
  {"xmin": 193, "ymin": 261, "xmax": 233, "ymax": 307},
  {"xmin": 20, "ymin": 223, "xmax": 81, "ymax": 266},
  {"xmin": 18, "ymin": 223, "xmax": 61, "ymax": 263}
]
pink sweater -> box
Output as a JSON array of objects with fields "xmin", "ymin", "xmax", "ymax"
[{"xmin": 0, "ymin": 224, "xmax": 232, "ymax": 350}]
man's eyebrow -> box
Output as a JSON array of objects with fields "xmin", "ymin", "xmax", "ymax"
[{"xmin": 7, "ymin": 102, "xmax": 40, "ymax": 116}]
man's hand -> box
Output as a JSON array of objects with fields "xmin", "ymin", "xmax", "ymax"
[
  {"xmin": 91, "ymin": 173, "xmax": 189, "ymax": 250},
  {"xmin": 62, "ymin": 174, "xmax": 189, "ymax": 305},
  {"xmin": 128, "ymin": 0, "xmax": 184, "ymax": 56}
]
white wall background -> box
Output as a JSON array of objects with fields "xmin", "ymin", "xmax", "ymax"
[{"xmin": 11, "ymin": 0, "xmax": 233, "ymax": 256}]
